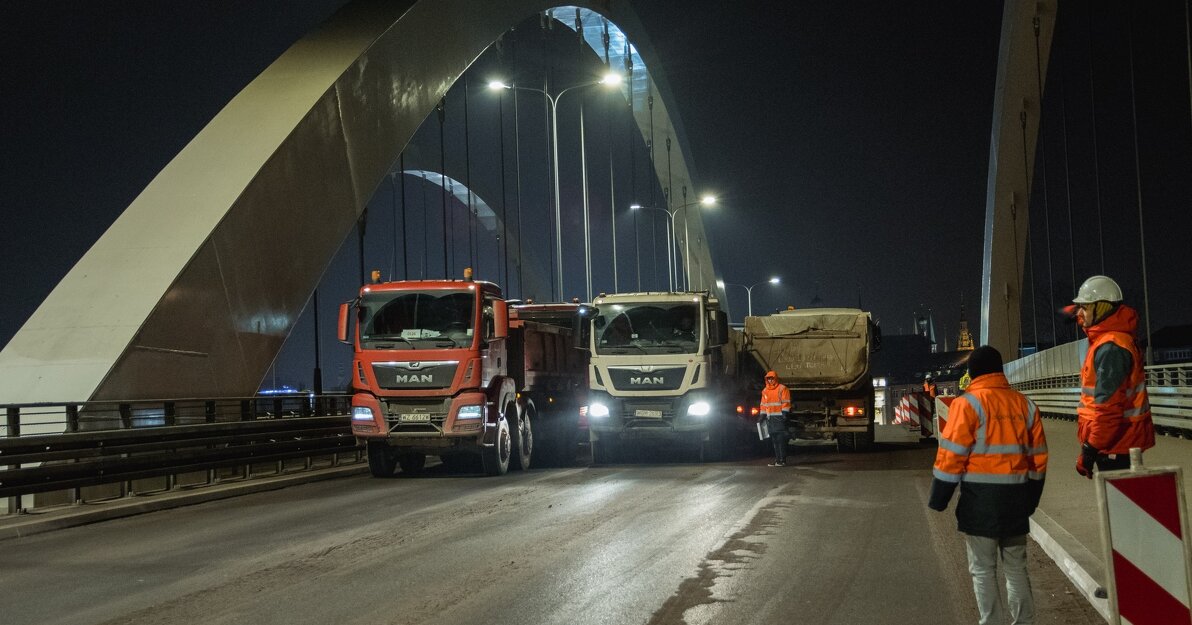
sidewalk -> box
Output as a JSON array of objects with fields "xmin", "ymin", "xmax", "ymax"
[{"xmin": 1030, "ymin": 417, "xmax": 1192, "ymax": 621}]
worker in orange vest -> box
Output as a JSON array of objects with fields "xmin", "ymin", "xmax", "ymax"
[
  {"xmin": 923, "ymin": 374, "xmax": 938, "ymax": 399},
  {"xmin": 929, "ymin": 345, "xmax": 1048, "ymax": 625},
  {"xmin": 1071, "ymin": 275, "xmax": 1154, "ymax": 477},
  {"xmin": 760, "ymin": 370, "xmax": 792, "ymax": 466}
]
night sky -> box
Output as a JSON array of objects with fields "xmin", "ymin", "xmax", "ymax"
[{"xmin": 3, "ymin": 1, "xmax": 1191, "ymax": 393}]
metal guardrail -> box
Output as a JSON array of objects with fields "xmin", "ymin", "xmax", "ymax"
[
  {"xmin": 1005, "ymin": 341, "xmax": 1192, "ymax": 436},
  {"xmin": 1, "ymin": 394, "xmax": 361, "ymax": 512}
]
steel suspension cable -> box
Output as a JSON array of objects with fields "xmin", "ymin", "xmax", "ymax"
[
  {"xmin": 1019, "ymin": 110, "xmax": 1040, "ymax": 350},
  {"xmin": 1086, "ymin": 3, "xmax": 1106, "ymax": 273},
  {"xmin": 1033, "ymin": 15, "xmax": 1058, "ymax": 346},
  {"xmin": 438, "ymin": 99, "xmax": 449, "ymax": 277},
  {"xmin": 1126, "ymin": 5, "xmax": 1154, "ymax": 364}
]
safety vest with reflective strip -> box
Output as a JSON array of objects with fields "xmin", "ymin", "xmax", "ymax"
[
  {"xmin": 760, "ymin": 383, "xmax": 791, "ymax": 416},
  {"xmin": 932, "ymin": 373, "xmax": 1048, "ymax": 486},
  {"xmin": 1077, "ymin": 328, "xmax": 1154, "ymax": 455}
]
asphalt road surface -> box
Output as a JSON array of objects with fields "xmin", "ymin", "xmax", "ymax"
[{"xmin": 1, "ymin": 443, "xmax": 1102, "ymax": 625}]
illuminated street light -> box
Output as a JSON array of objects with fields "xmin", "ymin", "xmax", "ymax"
[
  {"xmin": 633, "ymin": 195, "xmax": 715, "ymax": 292},
  {"xmin": 718, "ymin": 276, "xmax": 781, "ymax": 319},
  {"xmin": 489, "ymin": 72, "xmax": 622, "ymax": 301}
]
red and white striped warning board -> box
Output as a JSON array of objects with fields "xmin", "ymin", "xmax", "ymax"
[
  {"xmin": 1099, "ymin": 467, "xmax": 1192, "ymax": 625},
  {"xmin": 893, "ymin": 392, "xmax": 931, "ymax": 434}
]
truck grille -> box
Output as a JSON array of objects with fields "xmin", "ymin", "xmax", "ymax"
[
  {"xmin": 607, "ymin": 367, "xmax": 686, "ymax": 391},
  {"xmin": 373, "ymin": 361, "xmax": 459, "ymax": 390}
]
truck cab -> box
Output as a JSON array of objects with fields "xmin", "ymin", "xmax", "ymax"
[
  {"xmin": 340, "ymin": 275, "xmax": 524, "ymax": 476},
  {"xmin": 583, "ymin": 291, "xmax": 734, "ymax": 462}
]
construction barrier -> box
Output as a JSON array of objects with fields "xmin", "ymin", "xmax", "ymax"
[
  {"xmin": 1097, "ymin": 449, "xmax": 1192, "ymax": 625},
  {"xmin": 893, "ymin": 392, "xmax": 934, "ymax": 436}
]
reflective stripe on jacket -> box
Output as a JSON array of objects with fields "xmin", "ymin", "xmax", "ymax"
[
  {"xmin": 1077, "ymin": 305, "xmax": 1154, "ymax": 455},
  {"xmin": 929, "ymin": 372, "xmax": 1048, "ymax": 537},
  {"xmin": 760, "ymin": 383, "xmax": 791, "ymax": 416}
]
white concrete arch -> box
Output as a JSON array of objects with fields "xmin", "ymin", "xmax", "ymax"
[{"xmin": 0, "ymin": 0, "xmax": 717, "ymax": 402}]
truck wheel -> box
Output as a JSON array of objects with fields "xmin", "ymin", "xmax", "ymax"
[
  {"xmin": 853, "ymin": 427, "xmax": 876, "ymax": 452},
  {"xmin": 837, "ymin": 432, "xmax": 857, "ymax": 452},
  {"xmin": 398, "ymin": 453, "xmax": 426, "ymax": 475},
  {"xmin": 592, "ymin": 438, "xmax": 618, "ymax": 465},
  {"xmin": 482, "ymin": 418, "xmax": 512, "ymax": 476},
  {"xmin": 510, "ymin": 404, "xmax": 533, "ymax": 471},
  {"xmin": 367, "ymin": 441, "xmax": 398, "ymax": 477}
]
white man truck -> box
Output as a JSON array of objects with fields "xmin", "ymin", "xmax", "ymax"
[
  {"xmin": 582, "ymin": 291, "xmax": 743, "ymax": 462},
  {"xmin": 742, "ymin": 308, "xmax": 879, "ymax": 451}
]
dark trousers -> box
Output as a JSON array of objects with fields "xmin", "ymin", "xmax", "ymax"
[{"xmin": 767, "ymin": 414, "xmax": 787, "ymax": 463}]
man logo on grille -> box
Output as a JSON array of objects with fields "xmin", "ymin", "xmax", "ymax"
[
  {"xmin": 630, "ymin": 376, "xmax": 664, "ymax": 385},
  {"xmin": 395, "ymin": 374, "xmax": 434, "ymax": 383}
]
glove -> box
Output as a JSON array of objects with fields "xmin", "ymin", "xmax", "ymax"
[{"xmin": 1076, "ymin": 442, "xmax": 1098, "ymax": 479}]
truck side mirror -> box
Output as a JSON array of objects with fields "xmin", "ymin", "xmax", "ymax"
[
  {"xmin": 573, "ymin": 304, "xmax": 597, "ymax": 350},
  {"xmin": 871, "ymin": 323, "xmax": 882, "ymax": 352},
  {"xmin": 337, "ymin": 302, "xmax": 351, "ymax": 345},
  {"xmin": 708, "ymin": 310, "xmax": 729, "ymax": 347},
  {"xmin": 493, "ymin": 300, "xmax": 509, "ymax": 339}
]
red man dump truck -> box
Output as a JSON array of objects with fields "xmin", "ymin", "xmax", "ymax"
[{"xmin": 339, "ymin": 270, "xmax": 587, "ymax": 476}]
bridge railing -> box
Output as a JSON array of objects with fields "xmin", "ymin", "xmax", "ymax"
[
  {"xmin": 1005, "ymin": 340, "xmax": 1192, "ymax": 436},
  {"xmin": 1, "ymin": 394, "xmax": 362, "ymax": 514}
]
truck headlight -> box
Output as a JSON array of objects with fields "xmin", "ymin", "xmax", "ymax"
[
  {"xmin": 352, "ymin": 406, "xmax": 375, "ymax": 421},
  {"xmin": 457, "ymin": 405, "xmax": 483, "ymax": 420},
  {"xmin": 588, "ymin": 402, "xmax": 610, "ymax": 418},
  {"xmin": 687, "ymin": 401, "xmax": 711, "ymax": 417}
]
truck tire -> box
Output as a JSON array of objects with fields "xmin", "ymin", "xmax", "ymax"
[
  {"xmin": 510, "ymin": 404, "xmax": 533, "ymax": 471},
  {"xmin": 836, "ymin": 432, "xmax": 857, "ymax": 452},
  {"xmin": 482, "ymin": 418, "xmax": 512, "ymax": 476},
  {"xmin": 702, "ymin": 418, "xmax": 730, "ymax": 462},
  {"xmin": 398, "ymin": 453, "xmax": 426, "ymax": 475},
  {"xmin": 853, "ymin": 424, "xmax": 876, "ymax": 452},
  {"xmin": 367, "ymin": 441, "xmax": 398, "ymax": 477},
  {"xmin": 592, "ymin": 438, "xmax": 619, "ymax": 465}
]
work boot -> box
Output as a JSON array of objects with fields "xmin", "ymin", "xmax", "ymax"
[{"xmin": 768, "ymin": 460, "xmax": 786, "ymax": 467}]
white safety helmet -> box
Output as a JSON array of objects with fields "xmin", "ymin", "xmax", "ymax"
[{"xmin": 1072, "ymin": 275, "xmax": 1123, "ymax": 304}]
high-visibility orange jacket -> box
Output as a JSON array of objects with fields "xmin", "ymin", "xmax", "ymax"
[
  {"xmin": 928, "ymin": 372, "xmax": 1048, "ymax": 537},
  {"xmin": 1078, "ymin": 304, "xmax": 1154, "ymax": 455},
  {"xmin": 760, "ymin": 372, "xmax": 791, "ymax": 417},
  {"xmin": 923, "ymin": 381, "xmax": 938, "ymax": 398}
]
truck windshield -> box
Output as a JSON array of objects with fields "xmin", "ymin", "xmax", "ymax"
[
  {"xmin": 359, "ymin": 290, "xmax": 475, "ymax": 349},
  {"xmin": 592, "ymin": 302, "xmax": 700, "ymax": 355}
]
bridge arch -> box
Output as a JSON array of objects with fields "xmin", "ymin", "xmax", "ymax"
[{"xmin": 0, "ymin": 0, "xmax": 717, "ymax": 402}]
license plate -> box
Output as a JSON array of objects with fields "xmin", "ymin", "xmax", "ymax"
[
  {"xmin": 634, "ymin": 409, "xmax": 663, "ymax": 418},
  {"xmin": 399, "ymin": 413, "xmax": 431, "ymax": 423}
]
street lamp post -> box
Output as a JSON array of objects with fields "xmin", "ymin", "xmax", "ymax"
[
  {"xmin": 718, "ymin": 277, "xmax": 781, "ymax": 319},
  {"xmin": 489, "ymin": 73, "xmax": 621, "ymax": 302},
  {"xmin": 682, "ymin": 193, "xmax": 717, "ymax": 291},
  {"xmin": 629, "ymin": 203, "xmax": 679, "ymax": 291},
  {"xmin": 631, "ymin": 195, "xmax": 716, "ymax": 292}
]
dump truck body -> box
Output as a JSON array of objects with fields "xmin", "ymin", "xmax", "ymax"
[{"xmin": 743, "ymin": 308, "xmax": 876, "ymax": 451}]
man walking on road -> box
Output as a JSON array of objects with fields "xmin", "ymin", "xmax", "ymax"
[
  {"xmin": 760, "ymin": 370, "xmax": 791, "ymax": 467},
  {"xmin": 928, "ymin": 345, "xmax": 1048, "ymax": 625},
  {"xmin": 1070, "ymin": 275, "xmax": 1154, "ymax": 478}
]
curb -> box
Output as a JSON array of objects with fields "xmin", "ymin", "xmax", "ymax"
[
  {"xmin": 0, "ymin": 464, "xmax": 369, "ymax": 542},
  {"xmin": 1030, "ymin": 507, "xmax": 1110, "ymax": 622}
]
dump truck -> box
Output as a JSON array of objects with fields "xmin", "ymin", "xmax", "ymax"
[
  {"xmin": 742, "ymin": 307, "xmax": 879, "ymax": 451},
  {"xmin": 340, "ymin": 270, "xmax": 587, "ymax": 476},
  {"xmin": 582, "ymin": 291, "xmax": 747, "ymax": 462}
]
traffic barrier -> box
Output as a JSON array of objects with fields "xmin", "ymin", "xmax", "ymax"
[
  {"xmin": 1097, "ymin": 449, "xmax": 1192, "ymax": 625},
  {"xmin": 893, "ymin": 392, "xmax": 933, "ymax": 435}
]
